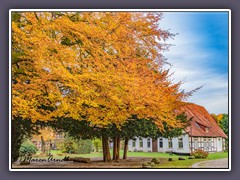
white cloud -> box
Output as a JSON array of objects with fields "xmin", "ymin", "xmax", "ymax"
[{"xmin": 160, "ymin": 13, "xmax": 229, "ymax": 114}]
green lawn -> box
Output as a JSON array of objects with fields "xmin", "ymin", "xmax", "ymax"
[
  {"xmin": 155, "ymin": 152, "xmax": 229, "ymax": 168},
  {"xmin": 33, "ymin": 150, "xmax": 228, "ymax": 168},
  {"xmin": 34, "ymin": 150, "xmax": 180, "ymax": 159}
]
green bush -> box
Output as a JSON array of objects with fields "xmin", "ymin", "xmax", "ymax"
[
  {"xmin": 92, "ymin": 139, "xmax": 102, "ymax": 152},
  {"xmin": 191, "ymin": 149, "xmax": 208, "ymax": 159},
  {"xmin": 61, "ymin": 136, "xmax": 77, "ymax": 154},
  {"xmin": 19, "ymin": 140, "xmax": 38, "ymax": 157},
  {"xmin": 151, "ymin": 158, "xmax": 160, "ymax": 164},
  {"xmin": 75, "ymin": 140, "xmax": 92, "ymax": 154},
  {"xmin": 61, "ymin": 135, "xmax": 92, "ymax": 154}
]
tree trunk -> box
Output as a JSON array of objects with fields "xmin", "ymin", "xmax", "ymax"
[
  {"xmin": 113, "ymin": 136, "xmax": 121, "ymax": 160},
  {"xmin": 102, "ymin": 134, "xmax": 111, "ymax": 162},
  {"xmin": 41, "ymin": 136, "xmax": 46, "ymax": 154},
  {"xmin": 96, "ymin": 143, "xmax": 99, "ymax": 152},
  {"xmin": 11, "ymin": 123, "xmax": 22, "ymax": 162},
  {"xmin": 116, "ymin": 136, "xmax": 120, "ymax": 160},
  {"xmin": 123, "ymin": 138, "xmax": 129, "ymax": 159},
  {"xmin": 112, "ymin": 136, "xmax": 117, "ymax": 160}
]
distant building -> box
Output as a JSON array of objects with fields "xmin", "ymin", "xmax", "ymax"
[
  {"xmin": 128, "ymin": 103, "xmax": 228, "ymax": 154},
  {"xmin": 32, "ymin": 132, "xmax": 64, "ymax": 151}
]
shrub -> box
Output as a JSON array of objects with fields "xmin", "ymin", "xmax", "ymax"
[
  {"xmin": 151, "ymin": 158, "xmax": 160, "ymax": 164},
  {"xmin": 75, "ymin": 140, "xmax": 92, "ymax": 154},
  {"xmin": 150, "ymin": 162, "xmax": 155, "ymax": 166},
  {"xmin": 61, "ymin": 137, "xmax": 77, "ymax": 154},
  {"xmin": 92, "ymin": 139, "xmax": 102, "ymax": 152},
  {"xmin": 178, "ymin": 157, "xmax": 186, "ymax": 160},
  {"xmin": 61, "ymin": 135, "xmax": 92, "ymax": 154},
  {"xmin": 191, "ymin": 149, "xmax": 208, "ymax": 159},
  {"xmin": 142, "ymin": 162, "xmax": 151, "ymax": 168},
  {"xmin": 19, "ymin": 140, "xmax": 38, "ymax": 157}
]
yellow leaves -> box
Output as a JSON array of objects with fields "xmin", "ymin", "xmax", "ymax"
[
  {"xmin": 32, "ymin": 127, "xmax": 56, "ymax": 142},
  {"xmin": 12, "ymin": 12, "xmax": 187, "ymax": 131}
]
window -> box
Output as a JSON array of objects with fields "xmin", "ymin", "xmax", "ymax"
[
  {"xmin": 195, "ymin": 122, "xmax": 200, "ymax": 128},
  {"xmin": 203, "ymin": 138, "xmax": 207, "ymax": 147},
  {"xmin": 132, "ymin": 140, "xmax": 136, "ymax": 147},
  {"xmin": 208, "ymin": 138, "xmax": 212, "ymax": 147},
  {"xmin": 194, "ymin": 138, "xmax": 198, "ymax": 149},
  {"xmin": 159, "ymin": 138, "xmax": 163, "ymax": 148},
  {"xmin": 139, "ymin": 138, "xmax": 143, "ymax": 147},
  {"xmin": 178, "ymin": 137, "xmax": 183, "ymax": 148},
  {"xmin": 168, "ymin": 138, "xmax": 173, "ymax": 148},
  {"xmin": 205, "ymin": 127, "xmax": 209, "ymax": 132},
  {"xmin": 147, "ymin": 138, "xmax": 151, "ymax": 148}
]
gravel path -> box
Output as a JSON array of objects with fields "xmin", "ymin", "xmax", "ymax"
[{"xmin": 192, "ymin": 158, "xmax": 228, "ymax": 168}]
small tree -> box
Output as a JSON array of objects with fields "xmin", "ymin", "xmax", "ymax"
[
  {"xmin": 93, "ymin": 139, "xmax": 102, "ymax": 152},
  {"xmin": 61, "ymin": 134, "xmax": 78, "ymax": 154},
  {"xmin": 220, "ymin": 114, "xmax": 228, "ymax": 137},
  {"xmin": 32, "ymin": 127, "xmax": 56, "ymax": 154},
  {"xmin": 191, "ymin": 149, "xmax": 208, "ymax": 159},
  {"xmin": 220, "ymin": 114, "xmax": 229, "ymax": 150}
]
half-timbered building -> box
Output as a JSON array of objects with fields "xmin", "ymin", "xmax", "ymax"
[{"xmin": 128, "ymin": 103, "xmax": 228, "ymax": 154}]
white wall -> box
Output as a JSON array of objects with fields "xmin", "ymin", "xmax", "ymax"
[
  {"xmin": 128, "ymin": 134, "xmax": 190, "ymax": 153},
  {"xmin": 128, "ymin": 135, "xmax": 225, "ymax": 153},
  {"xmin": 128, "ymin": 138, "xmax": 152, "ymax": 152},
  {"xmin": 217, "ymin": 137, "xmax": 223, "ymax": 152},
  {"xmin": 157, "ymin": 134, "xmax": 190, "ymax": 153}
]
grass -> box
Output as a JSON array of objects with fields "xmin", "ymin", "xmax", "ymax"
[
  {"xmin": 155, "ymin": 152, "xmax": 229, "ymax": 168},
  {"xmin": 32, "ymin": 150, "xmax": 228, "ymax": 168},
  {"xmin": 34, "ymin": 150, "xmax": 180, "ymax": 159}
]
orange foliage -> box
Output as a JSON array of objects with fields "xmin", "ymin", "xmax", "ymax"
[
  {"xmin": 32, "ymin": 127, "xmax": 55, "ymax": 142},
  {"xmin": 12, "ymin": 12, "xmax": 188, "ymax": 131}
]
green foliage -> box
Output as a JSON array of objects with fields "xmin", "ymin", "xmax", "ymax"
[
  {"xmin": 61, "ymin": 134, "xmax": 92, "ymax": 154},
  {"xmin": 61, "ymin": 135, "xmax": 77, "ymax": 154},
  {"xmin": 121, "ymin": 112, "xmax": 191, "ymax": 140},
  {"xmin": 220, "ymin": 114, "xmax": 228, "ymax": 137},
  {"xmin": 92, "ymin": 138, "xmax": 102, "ymax": 152},
  {"xmin": 220, "ymin": 114, "xmax": 229, "ymax": 150},
  {"xmin": 162, "ymin": 113, "xmax": 192, "ymax": 138},
  {"xmin": 11, "ymin": 12, "xmax": 21, "ymax": 23},
  {"xmin": 191, "ymin": 149, "xmax": 208, "ymax": 159},
  {"xmin": 19, "ymin": 140, "xmax": 38, "ymax": 157},
  {"xmin": 75, "ymin": 140, "xmax": 92, "ymax": 154},
  {"xmin": 49, "ymin": 118, "xmax": 97, "ymax": 140}
]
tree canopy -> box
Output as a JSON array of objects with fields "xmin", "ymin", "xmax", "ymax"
[{"xmin": 12, "ymin": 12, "xmax": 189, "ymax": 130}]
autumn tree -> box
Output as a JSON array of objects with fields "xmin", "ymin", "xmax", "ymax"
[
  {"xmin": 12, "ymin": 12, "xmax": 191, "ymax": 161},
  {"xmin": 32, "ymin": 127, "xmax": 56, "ymax": 154},
  {"xmin": 211, "ymin": 113, "xmax": 224, "ymax": 125}
]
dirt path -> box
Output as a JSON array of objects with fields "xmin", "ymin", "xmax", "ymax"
[
  {"xmin": 191, "ymin": 158, "xmax": 228, "ymax": 168},
  {"xmin": 12, "ymin": 157, "xmax": 155, "ymax": 169}
]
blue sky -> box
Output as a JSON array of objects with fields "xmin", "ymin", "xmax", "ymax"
[{"xmin": 159, "ymin": 12, "xmax": 229, "ymax": 114}]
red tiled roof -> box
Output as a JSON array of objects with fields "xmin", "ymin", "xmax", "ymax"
[{"xmin": 182, "ymin": 103, "xmax": 228, "ymax": 138}]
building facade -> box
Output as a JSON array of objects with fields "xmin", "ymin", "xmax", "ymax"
[{"xmin": 128, "ymin": 103, "xmax": 228, "ymax": 154}]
